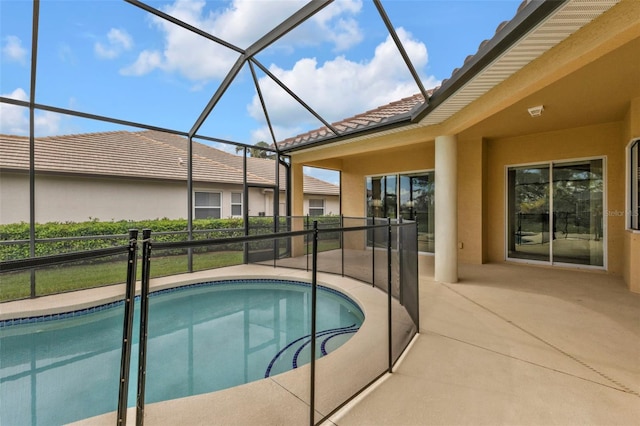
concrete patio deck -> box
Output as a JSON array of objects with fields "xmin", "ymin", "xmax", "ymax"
[{"xmin": 326, "ymin": 257, "xmax": 640, "ymax": 425}]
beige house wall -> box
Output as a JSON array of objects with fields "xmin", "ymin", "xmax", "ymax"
[
  {"xmin": 0, "ymin": 172, "xmax": 336, "ymax": 224},
  {"xmin": 289, "ymin": 164, "xmax": 306, "ymax": 256},
  {"xmin": 294, "ymin": 117, "xmax": 635, "ymax": 287},
  {"xmin": 302, "ymin": 196, "xmax": 340, "ymax": 216},
  {"xmin": 0, "ymin": 172, "xmax": 30, "ymax": 224},
  {"xmin": 335, "ymin": 142, "xmax": 434, "ymax": 251},
  {"xmin": 246, "ymin": 188, "xmax": 271, "ymax": 217},
  {"xmin": 291, "ymin": 164, "xmax": 305, "ymax": 217},
  {"xmin": 1, "ymin": 173, "xmax": 188, "ymax": 223},
  {"xmin": 295, "ymin": 121, "xmax": 631, "ymax": 277},
  {"xmin": 623, "ymin": 97, "xmax": 640, "ymax": 292},
  {"xmin": 457, "ymin": 137, "xmax": 486, "ymax": 264},
  {"xmin": 340, "ymin": 142, "xmax": 435, "ymax": 218}
]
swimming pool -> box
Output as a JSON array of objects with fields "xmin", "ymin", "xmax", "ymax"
[{"xmin": 0, "ymin": 279, "xmax": 364, "ymax": 426}]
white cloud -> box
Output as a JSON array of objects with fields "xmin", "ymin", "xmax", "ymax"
[
  {"xmin": 123, "ymin": 0, "xmax": 363, "ymax": 82},
  {"xmin": 2, "ymin": 35, "xmax": 28, "ymax": 65},
  {"xmin": 120, "ymin": 50, "xmax": 163, "ymax": 76},
  {"xmin": 108, "ymin": 28, "xmax": 134, "ymax": 50},
  {"xmin": 1, "ymin": 87, "xmax": 28, "ymax": 102},
  {"xmin": 250, "ymin": 123, "xmax": 304, "ymax": 145},
  {"xmin": 58, "ymin": 43, "xmax": 76, "ymax": 64},
  {"xmin": 247, "ymin": 28, "xmax": 438, "ymax": 138},
  {"xmin": 34, "ymin": 111, "xmax": 62, "ymax": 136},
  {"xmin": 0, "ymin": 88, "xmax": 29, "ymax": 134},
  {"xmin": 95, "ymin": 28, "xmax": 133, "ymax": 59},
  {"xmin": 311, "ymin": 0, "xmax": 363, "ymax": 51},
  {"xmin": 0, "ymin": 88, "xmax": 62, "ymax": 136}
]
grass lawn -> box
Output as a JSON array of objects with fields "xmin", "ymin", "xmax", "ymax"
[
  {"xmin": 0, "ymin": 240, "xmax": 342, "ymax": 303},
  {"xmin": 0, "ymin": 251, "xmax": 244, "ymax": 302}
]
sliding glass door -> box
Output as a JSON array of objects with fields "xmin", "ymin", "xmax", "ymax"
[
  {"xmin": 552, "ymin": 160, "xmax": 604, "ymax": 265},
  {"xmin": 399, "ymin": 174, "xmax": 435, "ymax": 253},
  {"xmin": 507, "ymin": 159, "xmax": 604, "ymax": 267},
  {"xmin": 508, "ymin": 165, "xmax": 551, "ymax": 262}
]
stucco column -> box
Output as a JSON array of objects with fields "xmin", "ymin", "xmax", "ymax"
[
  {"xmin": 290, "ymin": 162, "xmax": 306, "ymax": 256},
  {"xmin": 435, "ymin": 135, "xmax": 458, "ymax": 283}
]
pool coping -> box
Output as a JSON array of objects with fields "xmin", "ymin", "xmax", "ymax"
[
  {"xmin": 3, "ymin": 264, "xmax": 402, "ymax": 426},
  {"xmin": 0, "ymin": 265, "xmax": 369, "ymax": 322}
]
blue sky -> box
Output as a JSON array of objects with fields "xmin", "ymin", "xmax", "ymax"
[{"xmin": 1, "ymin": 0, "xmax": 521, "ymax": 183}]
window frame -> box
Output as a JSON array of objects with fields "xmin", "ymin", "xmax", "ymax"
[
  {"xmin": 629, "ymin": 139, "xmax": 639, "ymax": 230},
  {"xmin": 365, "ymin": 169, "xmax": 435, "ymax": 253},
  {"xmin": 308, "ymin": 198, "xmax": 325, "ymax": 216},
  {"xmin": 504, "ymin": 156, "xmax": 607, "ymax": 270},
  {"xmin": 230, "ymin": 192, "xmax": 243, "ymax": 218},
  {"xmin": 194, "ymin": 191, "xmax": 222, "ymax": 219}
]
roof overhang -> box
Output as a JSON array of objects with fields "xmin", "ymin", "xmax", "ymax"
[
  {"xmin": 414, "ymin": 0, "xmax": 619, "ymax": 127},
  {"xmin": 281, "ymin": 0, "xmax": 621, "ymax": 154}
]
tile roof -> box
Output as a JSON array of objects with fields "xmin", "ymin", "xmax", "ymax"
[
  {"xmin": 277, "ymin": 92, "xmax": 429, "ymax": 150},
  {"xmin": 0, "ymin": 131, "xmax": 338, "ymax": 195},
  {"xmin": 302, "ymin": 174, "xmax": 340, "ymax": 196}
]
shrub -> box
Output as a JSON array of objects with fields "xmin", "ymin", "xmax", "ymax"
[{"xmin": 0, "ymin": 218, "xmax": 245, "ymax": 261}]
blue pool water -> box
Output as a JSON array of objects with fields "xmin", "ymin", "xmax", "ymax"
[{"xmin": 0, "ymin": 279, "xmax": 364, "ymax": 426}]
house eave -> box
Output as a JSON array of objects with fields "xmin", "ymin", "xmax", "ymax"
[
  {"xmin": 411, "ymin": 0, "xmax": 567, "ymax": 123},
  {"xmin": 280, "ymin": 0, "xmax": 621, "ymax": 154}
]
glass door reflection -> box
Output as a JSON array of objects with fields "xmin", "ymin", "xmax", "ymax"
[
  {"xmin": 552, "ymin": 160, "xmax": 603, "ymax": 266},
  {"xmin": 508, "ymin": 166, "xmax": 551, "ymax": 262},
  {"xmin": 400, "ymin": 174, "xmax": 434, "ymax": 253},
  {"xmin": 367, "ymin": 172, "xmax": 434, "ymax": 253}
]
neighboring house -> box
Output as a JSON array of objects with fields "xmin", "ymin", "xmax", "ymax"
[
  {"xmin": 0, "ymin": 130, "xmax": 339, "ymax": 224},
  {"xmin": 279, "ymin": 0, "xmax": 640, "ymax": 293}
]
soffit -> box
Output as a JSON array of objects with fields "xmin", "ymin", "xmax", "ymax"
[
  {"xmin": 460, "ymin": 36, "xmax": 640, "ymax": 140},
  {"xmin": 418, "ymin": 0, "xmax": 620, "ymax": 127}
]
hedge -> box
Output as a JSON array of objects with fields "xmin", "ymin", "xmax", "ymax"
[
  {"xmin": 0, "ymin": 218, "xmax": 245, "ymax": 261},
  {"xmin": 0, "ymin": 216, "xmax": 341, "ymax": 261}
]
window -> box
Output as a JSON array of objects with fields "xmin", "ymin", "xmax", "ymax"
[
  {"xmin": 507, "ymin": 158, "xmax": 604, "ymax": 267},
  {"xmin": 194, "ymin": 192, "xmax": 221, "ymax": 219},
  {"xmin": 231, "ymin": 192, "xmax": 242, "ymax": 217},
  {"xmin": 366, "ymin": 172, "xmax": 434, "ymax": 253},
  {"xmin": 630, "ymin": 140, "xmax": 640, "ymax": 230},
  {"xmin": 308, "ymin": 199, "xmax": 325, "ymax": 216}
]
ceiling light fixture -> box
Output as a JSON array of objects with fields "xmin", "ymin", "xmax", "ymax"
[{"xmin": 528, "ymin": 105, "xmax": 544, "ymax": 117}]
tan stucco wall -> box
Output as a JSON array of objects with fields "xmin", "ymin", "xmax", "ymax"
[
  {"xmin": 623, "ymin": 97, "xmax": 640, "ymax": 292},
  {"xmin": 291, "ymin": 164, "xmax": 304, "ymax": 217},
  {"xmin": 457, "ymin": 137, "xmax": 486, "ymax": 264},
  {"xmin": 323, "ymin": 138, "xmax": 490, "ymax": 263},
  {"xmin": 624, "ymin": 232, "xmax": 640, "ymax": 293},
  {"xmin": 486, "ymin": 121, "xmax": 626, "ymax": 274},
  {"xmin": 340, "ymin": 142, "xmax": 435, "ymax": 218}
]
